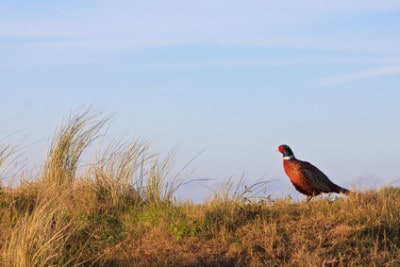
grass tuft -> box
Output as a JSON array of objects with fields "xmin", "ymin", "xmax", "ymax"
[{"xmin": 42, "ymin": 108, "xmax": 107, "ymax": 186}]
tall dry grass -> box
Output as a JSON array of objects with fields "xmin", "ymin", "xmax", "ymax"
[
  {"xmin": 3, "ymin": 185, "xmax": 78, "ymax": 266},
  {"xmin": 0, "ymin": 109, "xmax": 189, "ymax": 266}
]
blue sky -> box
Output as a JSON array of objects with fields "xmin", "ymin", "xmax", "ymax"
[{"xmin": 1, "ymin": 1, "xmax": 400, "ymax": 201}]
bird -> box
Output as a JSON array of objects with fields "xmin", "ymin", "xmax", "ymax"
[{"xmin": 277, "ymin": 144, "xmax": 350, "ymax": 201}]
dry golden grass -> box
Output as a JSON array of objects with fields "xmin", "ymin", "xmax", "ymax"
[{"xmin": 0, "ymin": 110, "xmax": 399, "ymax": 266}]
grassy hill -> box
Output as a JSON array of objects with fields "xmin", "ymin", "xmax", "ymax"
[{"xmin": 0, "ymin": 111, "xmax": 399, "ymax": 266}]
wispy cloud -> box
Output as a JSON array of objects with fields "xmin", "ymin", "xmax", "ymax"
[
  {"xmin": 2, "ymin": 1, "xmax": 400, "ymax": 70},
  {"xmin": 2, "ymin": 1, "xmax": 400, "ymax": 49},
  {"xmin": 319, "ymin": 65, "xmax": 400, "ymax": 85}
]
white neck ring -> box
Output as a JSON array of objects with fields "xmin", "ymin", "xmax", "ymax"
[{"xmin": 283, "ymin": 156, "xmax": 294, "ymax": 160}]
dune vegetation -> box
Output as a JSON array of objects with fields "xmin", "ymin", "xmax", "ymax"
[{"xmin": 0, "ymin": 110, "xmax": 399, "ymax": 266}]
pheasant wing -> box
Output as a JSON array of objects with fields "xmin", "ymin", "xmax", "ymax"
[{"xmin": 299, "ymin": 161, "xmax": 334, "ymax": 192}]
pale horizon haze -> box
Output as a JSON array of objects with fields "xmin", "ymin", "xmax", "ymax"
[{"xmin": 1, "ymin": 1, "xmax": 400, "ymax": 202}]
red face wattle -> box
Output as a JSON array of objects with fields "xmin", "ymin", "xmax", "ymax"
[{"xmin": 277, "ymin": 145, "xmax": 285, "ymax": 153}]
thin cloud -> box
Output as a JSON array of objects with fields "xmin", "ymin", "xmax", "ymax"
[
  {"xmin": 319, "ymin": 66, "xmax": 400, "ymax": 85},
  {"xmin": 2, "ymin": 2, "xmax": 400, "ymax": 49},
  {"xmin": 2, "ymin": 1, "xmax": 400, "ymax": 69}
]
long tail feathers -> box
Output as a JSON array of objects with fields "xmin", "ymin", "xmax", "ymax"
[{"xmin": 339, "ymin": 187, "xmax": 350, "ymax": 195}]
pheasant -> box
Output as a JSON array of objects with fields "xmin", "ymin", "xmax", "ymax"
[{"xmin": 277, "ymin": 144, "xmax": 350, "ymax": 201}]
